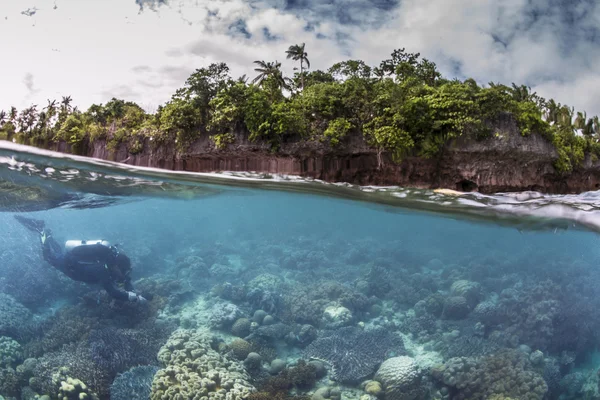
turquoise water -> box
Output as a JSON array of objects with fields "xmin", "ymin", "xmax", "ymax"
[{"xmin": 2, "ymin": 143, "xmax": 600, "ymax": 399}]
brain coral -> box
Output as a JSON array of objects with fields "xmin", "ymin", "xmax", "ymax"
[
  {"xmin": 433, "ymin": 349, "xmax": 548, "ymax": 400},
  {"xmin": 373, "ymin": 356, "xmax": 423, "ymax": 400},
  {"xmin": 151, "ymin": 328, "xmax": 256, "ymax": 400},
  {"xmin": 303, "ymin": 327, "xmax": 405, "ymax": 383}
]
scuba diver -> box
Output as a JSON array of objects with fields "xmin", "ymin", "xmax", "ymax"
[{"xmin": 14, "ymin": 215, "xmax": 149, "ymax": 304}]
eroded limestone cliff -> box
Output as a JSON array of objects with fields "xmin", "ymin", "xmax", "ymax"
[{"xmin": 40, "ymin": 115, "xmax": 600, "ymax": 194}]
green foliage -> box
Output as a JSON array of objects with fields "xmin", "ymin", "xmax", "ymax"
[
  {"xmin": 244, "ymin": 88, "xmax": 273, "ymax": 142},
  {"xmin": 513, "ymin": 100, "xmax": 551, "ymax": 137},
  {"xmin": 0, "ymin": 122, "xmax": 16, "ymax": 138},
  {"xmin": 368, "ymin": 125, "xmax": 415, "ymax": 162},
  {"xmin": 55, "ymin": 113, "xmax": 86, "ymax": 145},
  {"xmin": 128, "ymin": 138, "xmax": 144, "ymax": 155},
  {"xmin": 551, "ymin": 127, "xmax": 586, "ymax": 174},
  {"xmin": 299, "ymin": 70, "xmax": 335, "ymax": 88},
  {"xmin": 9, "ymin": 45, "xmax": 600, "ymax": 176},
  {"xmin": 208, "ymin": 82, "xmax": 248, "ymax": 134},
  {"xmin": 159, "ymin": 97, "xmax": 202, "ymax": 148},
  {"xmin": 324, "ymin": 118, "xmax": 352, "ymax": 145},
  {"xmin": 328, "ymin": 60, "xmax": 372, "ymax": 80},
  {"xmin": 424, "ymin": 81, "xmax": 482, "ymax": 140},
  {"xmin": 270, "ymin": 101, "xmax": 307, "ymax": 139},
  {"xmin": 211, "ymin": 133, "xmax": 235, "ymax": 150}
]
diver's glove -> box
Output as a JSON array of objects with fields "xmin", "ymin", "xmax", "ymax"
[{"xmin": 127, "ymin": 291, "xmax": 148, "ymax": 304}]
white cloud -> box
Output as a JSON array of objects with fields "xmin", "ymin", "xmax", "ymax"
[{"xmin": 1, "ymin": 0, "xmax": 600, "ymax": 118}]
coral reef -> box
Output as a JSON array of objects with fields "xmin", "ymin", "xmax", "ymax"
[
  {"xmin": 151, "ymin": 328, "xmax": 256, "ymax": 400},
  {"xmin": 110, "ymin": 365, "xmax": 160, "ymax": 400},
  {"xmin": 30, "ymin": 325, "xmax": 168, "ymax": 398},
  {"xmin": 303, "ymin": 327, "xmax": 405, "ymax": 383},
  {"xmin": 0, "ymin": 337, "xmax": 22, "ymax": 368},
  {"xmin": 374, "ymin": 356, "xmax": 423, "ymax": 400},
  {"xmin": 0, "ymin": 293, "xmax": 33, "ymax": 340},
  {"xmin": 57, "ymin": 376, "xmax": 99, "ymax": 400},
  {"xmin": 442, "ymin": 296, "xmax": 471, "ymax": 320},
  {"xmin": 232, "ymin": 317, "xmax": 252, "ymax": 337},
  {"xmin": 23, "ymin": 306, "xmax": 99, "ymax": 358},
  {"xmin": 210, "ymin": 302, "xmax": 244, "ymax": 329},
  {"xmin": 432, "ymin": 349, "xmax": 548, "ymax": 399}
]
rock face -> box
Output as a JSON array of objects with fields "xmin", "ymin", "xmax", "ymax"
[{"xmin": 37, "ymin": 114, "xmax": 600, "ymax": 194}]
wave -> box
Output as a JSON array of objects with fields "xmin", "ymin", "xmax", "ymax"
[{"xmin": 2, "ymin": 141, "xmax": 600, "ymax": 233}]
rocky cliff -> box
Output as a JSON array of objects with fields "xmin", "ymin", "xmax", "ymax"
[{"xmin": 37, "ymin": 115, "xmax": 600, "ymax": 194}]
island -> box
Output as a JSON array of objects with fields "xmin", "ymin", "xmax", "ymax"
[{"xmin": 2, "ymin": 45, "xmax": 599, "ymax": 194}]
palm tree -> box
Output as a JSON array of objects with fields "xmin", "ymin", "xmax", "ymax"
[
  {"xmin": 61, "ymin": 96, "xmax": 72, "ymax": 114},
  {"xmin": 575, "ymin": 111, "xmax": 587, "ymax": 130},
  {"xmin": 543, "ymin": 99, "xmax": 560, "ymax": 124},
  {"xmin": 285, "ymin": 43, "xmax": 310, "ymax": 89},
  {"xmin": 558, "ymin": 105, "xmax": 574, "ymax": 127},
  {"xmin": 45, "ymin": 99, "xmax": 57, "ymax": 114},
  {"xmin": 511, "ymin": 83, "xmax": 530, "ymax": 102},
  {"xmin": 9, "ymin": 107, "xmax": 17, "ymax": 124},
  {"xmin": 584, "ymin": 117, "xmax": 595, "ymax": 137},
  {"xmin": 19, "ymin": 105, "xmax": 38, "ymax": 134},
  {"xmin": 251, "ymin": 60, "xmax": 291, "ymax": 90},
  {"xmin": 373, "ymin": 67, "xmax": 386, "ymax": 82},
  {"xmin": 252, "ymin": 60, "xmax": 278, "ymax": 86}
]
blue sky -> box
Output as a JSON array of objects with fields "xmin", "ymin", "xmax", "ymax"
[{"xmin": 1, "ymin": 0, "xmax": 599, "ymax": 117}]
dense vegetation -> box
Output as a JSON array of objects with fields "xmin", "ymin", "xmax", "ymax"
[{"xmin": 1, "ymin": 44, "xmax": 599, "ymax": 174}]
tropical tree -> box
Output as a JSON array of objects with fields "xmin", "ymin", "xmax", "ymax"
[
  {"xmin": 574, "ymin": 111, "xmax": 587, "ymax": 130},
  {"xmin": 286, "ymin": 43, "xmax": 310, "ymax": 89},
  {"xmin": 61, "ymin": 96, "xmax": 72, "ymax": 113},
  {"xmin": 543, "ymin": 99, "xmax": 560, "ymax": 124},
  {"xmin": 583, "ymin": 117, "xmax": 595, "ymax": 137},
  {"xmin": 594, "ymin": 116, "xmax": 600, "ymax": 138},
  {"xmin": 328, "ymin": 60, "xmax": 372, "ymax": 81},
  {"xmin": 19, "ymin": 105, "xmax": 38, "ymax": 134},
  {"xmin": 252, "ymin": 61, "xmax": 284, "ymax": 86},
  {"xmin": 9, "ymin": 107, "xmax": 17, "ymax": 123},
  {"xmin": 558, "ymin": 105, "xmax": 574, "ymax": 127}
]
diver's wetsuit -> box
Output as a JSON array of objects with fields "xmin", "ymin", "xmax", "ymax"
[{"xmin": 42, "ymin": 236, "xmax": 134, "ymax": 302}]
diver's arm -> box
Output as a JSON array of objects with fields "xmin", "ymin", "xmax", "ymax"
[
  {"xmin": 103, "ymin": 279, "xmax": 147, "ymax": 303},
  {"xmin": 103, "ymin": 279, "xmax": 131, "ymax": 302},
  {"xmin": 124, "ymin": 277, "xmax": 135, "ymax": 292}
]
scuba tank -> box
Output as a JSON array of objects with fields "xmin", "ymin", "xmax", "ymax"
[{"xmin": 65, "ymin": 239, "xmax": 111, "ymax": 252}]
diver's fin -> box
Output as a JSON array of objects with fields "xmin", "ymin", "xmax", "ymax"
[{"xmin": 14, "ymin": 215, "xmax": 45, "ymax": 233}]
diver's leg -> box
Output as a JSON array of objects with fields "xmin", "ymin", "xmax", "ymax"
[
  {"xmin": 41, "ymin": 231, "xmax": 65, "ymax": 269},
  {"xmin": 14, "ymin": 215, "xmax": 45, "ymax": 233}
]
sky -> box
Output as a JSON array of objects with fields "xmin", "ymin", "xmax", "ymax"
[{"xmin": 1, "ymin": 0, "xmax": 600, "ymax": 115}]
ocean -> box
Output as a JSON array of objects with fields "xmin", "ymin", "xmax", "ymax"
[{"xmin": 1, "ymin": 142, "xmax": 599, "ymax": 400}]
